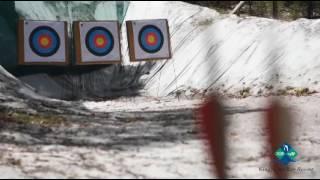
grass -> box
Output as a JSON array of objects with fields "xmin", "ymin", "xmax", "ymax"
[
  {"xmin": 228, "ymin": 86, "xmax": 317, "ymax": 99},
  {"xmin": 276, "ymin": 87, "xmax": 317, "ymax": 96},
  {"xmin": 0, "ymin": 110, "xmax": 67, "ymax": 128},
  {"xmin": 239, "ymin": 87, "xmax": 251, "ymax": 98}
]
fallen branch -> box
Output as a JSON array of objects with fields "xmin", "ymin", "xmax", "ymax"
[{"xmin": 230, "ymin": 1, "xmax": 246, "ymax": 15}]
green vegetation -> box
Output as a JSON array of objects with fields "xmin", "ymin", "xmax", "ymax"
[
  {"xmin": 239, "ymin": 87, "xmax": 251, "ymax": 98},
  {"xmin": 0, "ymin": 110, "xmax": 67, "ymax": 127},
  {"xmin": 277, "ymin": 87, "xmax": 317, "ymax": 96}
]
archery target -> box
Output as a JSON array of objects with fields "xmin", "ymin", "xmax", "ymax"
[
  {"xmin": 126, "ymin": 19, "xmax": 171, "ymax": 62},
  {"xmin": 138, "ymin": 25, "xmax": 164, "ymax": 53},
  {"xmin": 29, "ymin": 26, "xmax": 60, "ymax": 57},
  {"xmin": 18, "ymin": 20, "xmax": 68, "ymax": 65},
  {"xmin": 85, "ymin": 27, "xmax": 114, "ymax": 56},
  {"xmin": 74, "ymin": 21, "xmax": 121, "ymax": 65}
]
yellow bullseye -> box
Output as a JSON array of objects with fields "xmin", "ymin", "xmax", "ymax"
[
  {"xmin": 148, "ymin": 36, "xmax": 155, "ymax": 44},
  {"xmin": 96, "ymin": 37, "xmax": 105, "ymax": 46},
  {"xmin": 40, "ymin": 37, "xmax": 50, "ymax": 47}
]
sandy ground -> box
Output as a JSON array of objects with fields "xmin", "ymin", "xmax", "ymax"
[{"xmin": 0, "ymin": 94, "xmax": 320, "ymax": 178}]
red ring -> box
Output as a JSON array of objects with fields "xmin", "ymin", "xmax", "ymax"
[
  {"xmin": 38, "ymin": 34, "xmax": 52, "ymax": 49},
  {"xmin": 94, "ymin": 34, "xmax": 107, "ymax": 48},
  {"xmin": 145, "ymin": 32, "xmax": 158, "ymax": 46}
]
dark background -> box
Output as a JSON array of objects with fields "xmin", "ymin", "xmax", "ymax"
[{"xmin": 187, "ymin": 1, "xmax": 320, "ymax": 20}]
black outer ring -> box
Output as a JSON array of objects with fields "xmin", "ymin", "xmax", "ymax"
[
  {"xmin": 85, "ymin": 26, "xmax": 114, "ymax": 57},
  {"xmin": 138, "ymin": 25, "xmax": 164, "ymax": 54},
  {"xmin": 29, "ymin": 26, "xmax": 60, "ymax": 57}
]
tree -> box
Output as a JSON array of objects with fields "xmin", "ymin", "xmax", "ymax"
[
  {"xmin": 307, "ymin": 1, "xmax": 313, "ymax": 19},
  {"xmin": 273, "ymin": 1, "xmax": 279, "ymax": 19},
  {"xmin": 248, "ymin": 1, "xmax": 253, "ymax": 15}
]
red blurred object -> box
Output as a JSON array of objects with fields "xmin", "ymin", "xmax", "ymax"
[
  {"xmin": 265, "ymin": 99, "xmax": 290, "ymax": 179},
  {"xmin": 199, "ymin": 95, "xmax": 226, "ymax": 178}
]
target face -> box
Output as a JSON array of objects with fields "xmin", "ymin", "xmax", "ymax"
[
  {"xmin": 29, "ymin": 26, "xmax": 60, "ymax": 57},
  {"xmin": 138, "ymin": 25, "xmax": 164, "ymax": 53},
  {"xmin": 18, "ymin": 20, "xmax": 68, "ymax": 65},
  {"xmin": 85, "ymin": 27, "xmax": 114, "ymax": 56},
  {"xmin": 74, "ymin": 21, "xmax": 121, "ymax": 65},
  {"xmin": 126, "ymin": 19, "xmax": 171, "ymax": 62}
]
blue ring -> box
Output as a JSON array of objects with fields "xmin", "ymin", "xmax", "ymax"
[
  {"xmin": 29, "ymin": 26, "xmax": 60, "ymax": 57},
  {"xmin": 138, "ymin": 25, "xmax": 164, "ymax": 53},
  {"xmin": 85, "ymin": 27, "xmax": 114, "ymax": 56}
]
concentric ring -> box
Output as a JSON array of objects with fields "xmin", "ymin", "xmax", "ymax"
[
  {"xmin": 85, "ymin": 26, "xmax": 114, "ymax": 56},
  {"xmin": 138, "ymin": 25, "xmax": 164, "ymax": 53},
  {"xmin": 29, "ymin": 26, "xmax": 60, "ymax": 57}
]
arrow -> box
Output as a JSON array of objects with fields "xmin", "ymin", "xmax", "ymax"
[
  {"xmin": 265, "ymin": 98, "xmax": 291, "ymax": 178},
  {"xmin": 199, "ymin": 95, "xmax": 226, "ymax": 178}
]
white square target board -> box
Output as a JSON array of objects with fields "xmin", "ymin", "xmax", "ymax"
[
  {"xmin": 73, "ymin": 21, "xmax": 121, "ymax": 65},
  {"xmin": 18, "ymin": 20, "xmax": 69, "ymax": 65},
  {"xmin": 126, "ymin": 19, "xmax": 172, "ymax": 62}
]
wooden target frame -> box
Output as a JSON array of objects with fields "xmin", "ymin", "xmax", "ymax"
[
  {"xmin": 17, "ymin": 19, "xmax": 69, "ymax": 66},
  {"xmin": 126, "ymin": 19, "xmax": 172, "ymax": 62},
  {"xmin": 73, "ymin": 21, "xmax": 122, "ymax": 65}
]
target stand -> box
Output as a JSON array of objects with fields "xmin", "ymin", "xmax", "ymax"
[
  {"xmin": 18, "ymin": 20, "xmax": 69, "ymax": 65},
  {"xmin": 73, "ymin": 21, "xmax": 121, "ymax": 65},
  {"xmin": 126, "ymin": 19, "xmax": 172, "ymax": 62}
]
